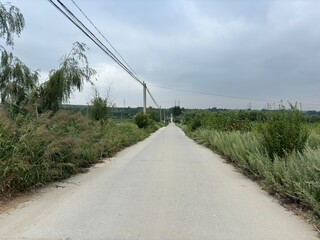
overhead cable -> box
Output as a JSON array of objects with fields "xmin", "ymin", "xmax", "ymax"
[
  {"xmin": 69, "ymin": 0, "xmax": 141, "ymax": 79},
  {"xmin": 48, "ymin": 0, "xmax": 143, "ymax": 85},
  {"xmin": 148, "ymin": 83, "xmax": 278, "ymax": 103},
  {"xmin": 57, "ymin": 0, "xmax": 143, "ymax": 85},
  {"xmin": 48, "ymin": 0, "xmax": 160, "ymax": 108},
  {"xmin": 146, "ymin": 87, "xmax": 159, "ymax": 108},
  {"xmin": 148, "ymin": 83, "xmax": 320, "ymax": 107}
]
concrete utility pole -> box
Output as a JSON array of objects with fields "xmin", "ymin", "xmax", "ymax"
[{"xmin": 143, "ymin": 81, "xmax": 147, "ymax": 114}]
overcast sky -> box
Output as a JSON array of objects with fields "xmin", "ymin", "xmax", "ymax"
[{"xmin": 4, "ymin": 0, "xmax": 320, "ymax": 110}]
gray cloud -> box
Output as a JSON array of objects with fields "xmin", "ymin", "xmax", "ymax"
[{"xmin": 6, "ymin": 0, "xmax": 320, "ymax": 109}]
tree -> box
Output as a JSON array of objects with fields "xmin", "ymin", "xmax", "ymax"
[
  {"xmin": 39, "ymin": 42, "xmax": 96, "ymax": 112},
  {"xmin": 0, "ymin": 2, "xmax": 38, "ymax": 106},
  {"xmin": 171, "ymin": 106, "xmax": 182, "ymax": 117}
]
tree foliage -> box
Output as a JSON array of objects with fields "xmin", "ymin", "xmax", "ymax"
[
  {"xmin": 0, "ymin": 2, "xmax": 38, "ymax": 107},
  {"xmin": 0, "ymin": 2, "xmax": 25, "ymax": 46},
  {"xmin": 0, "ymin": 50, "xmax": 38, "ymax": 104},
  {"xmin": 39, "ymin": 42, "xmax": 96, "ymax": 112},
  {"xmin": 170, "ymin": 106, "xmax": 182, "ymax": 117}
]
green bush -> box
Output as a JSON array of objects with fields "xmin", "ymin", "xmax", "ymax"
[
  {"xmin": 134, "ymin": 112, "xmax": 152, "ymax": 129},
  {"xmin": 259, "ymin": 105, "xmax": 309, "ymax": 159}
]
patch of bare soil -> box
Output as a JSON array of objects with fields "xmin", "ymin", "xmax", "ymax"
[{"xmin": 0, "ymin": 191, "xmax": 37, "ymax": 214}]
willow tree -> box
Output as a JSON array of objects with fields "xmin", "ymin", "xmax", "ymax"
[
  {"xmin": 0, "ymin": 51, "xmax": 38, "ymax": 104},
  {"xmin": 0, "ymin": 2, "xmax": 25, "ymax": 46},
  {"xmin": 39, "ymin": 42, "xmax": 96, "ymax": 112},
  {"xmin": 0, "ymin": 2, "xmax": 38, "ymax": 105}
]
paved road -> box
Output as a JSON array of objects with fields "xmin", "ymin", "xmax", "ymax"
[{"xmin": 0, "ymin": 124, "xmax": 318, "ymax": 240}]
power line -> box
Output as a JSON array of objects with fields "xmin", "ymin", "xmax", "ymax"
[
  {"xmin": 69, "ymin": 0, "xmax": 141, "ymax": 79},
  {"xmin": 148, "ymin": 83, "xmax": 320, "ymax": 107},
  {"xmin": 148, "ymin": 83, "xmax": 278, "ymax": 103},
  {"xmin": 48, "ymin": 0, "xmax": 143, "ymax": 85},
  {"xmin": 146, "ymin": 86, "xmax": 159, "ymax": 108},
  {"xmin": 58, "ymin": 0, "xmax": 143, "ymax": 85},
  {"xmin": 48, "ymin": 0, "xmax": 160, "ymax": 109}
]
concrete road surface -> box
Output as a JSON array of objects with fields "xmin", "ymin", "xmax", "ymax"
[{"xmin": 0, "ymin": 123, "xmax": 318, "ymax": 240}]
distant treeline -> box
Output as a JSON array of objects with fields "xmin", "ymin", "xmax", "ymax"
[
  {"xmin": 62, "ymin": 105, "xmax": 185, "ymax": 122},
  {"xmin": 62, "ymin": 104, "xmax": 320, "ymax": 123}
]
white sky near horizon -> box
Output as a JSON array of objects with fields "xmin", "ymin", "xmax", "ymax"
[{"xmin": 3, "ymin": 0, "xmax": 320, "ymax": 110}]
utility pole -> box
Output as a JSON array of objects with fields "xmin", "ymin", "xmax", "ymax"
[
  {"xmin": 160, "ymin": 106, "xmax": 162, "ymax": 122},
  {"xmin": 143, "ymin": 81, "xmax": 147, "ymax": 114}
]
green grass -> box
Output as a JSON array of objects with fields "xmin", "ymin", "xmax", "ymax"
[{"xmin": 0, "ymin": 110, "xmax": 158, "ymax": 197}]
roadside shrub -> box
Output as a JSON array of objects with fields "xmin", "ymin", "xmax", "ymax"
[
  {"xmin": 89, "ymin": 95, "xmax": 111, "ymax": 123},
  {"xmin": 259, "ymin": 105, "xmax": 309, "ymax": 159},
  {"xmin": 134, "ymin": 112, "xmax": 152, "ymax": 129}
]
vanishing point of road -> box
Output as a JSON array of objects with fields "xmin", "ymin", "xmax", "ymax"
[{"xmin": 0, "ymin": 124, "xmax": 318, "ymax": 239}]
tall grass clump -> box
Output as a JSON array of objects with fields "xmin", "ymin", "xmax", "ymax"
[
  {"xmin": 261, "ymin": 148, "xmax": 320, "ymax": 216},
  {"xmin": 189, "ymin": 128, "xmax": 266, "ymax": 178}
]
